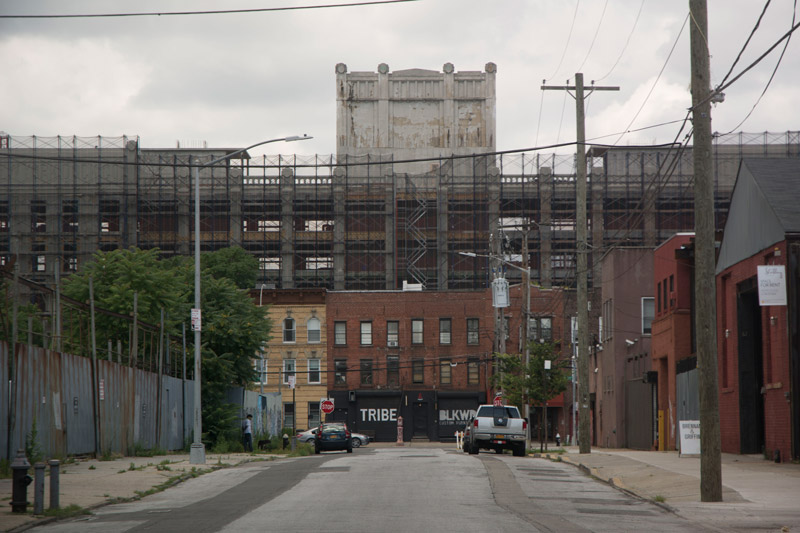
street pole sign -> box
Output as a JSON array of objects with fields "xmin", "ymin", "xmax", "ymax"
[{"xmin": 320, "ymin": 398, "xmax": 335, "ymax": 415}]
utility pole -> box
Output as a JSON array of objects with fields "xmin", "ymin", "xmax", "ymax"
[
  {"xmin": 542, "ymin": 74, "xmax": 618, "ymax": 454},
  {"xmin": 521, "ymin": 223, "xmax": 531, "ymax": 447},
  {"xmin": 689, "ymin": 0, "xmax": 723, "ymax": 502}
]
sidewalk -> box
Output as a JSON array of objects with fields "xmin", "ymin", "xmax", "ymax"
[
  {"xmin": 0, "ymin": 452, "xmax": 271, "ymax": 532},
  {"xmin": 552, "ymin": 446, "xmax": 800, "ymax": 530}
]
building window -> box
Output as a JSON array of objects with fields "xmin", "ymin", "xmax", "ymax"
[
  {"xmin": 387, "ymin": 320, "xmax": 399, "ymax": 347},
  {"xmin": 35, "ymin": 255, "xmax": 46, "ymax": 272},
  {"xmin": 307, "ymin": 317, "xmax": 321, "ymax": 344},
  {"xmin": 284, "ymin": 403, "xmax": 295, "ymax": 430},
  {"xmin": 283, "ymin": 317, "xmax": 296, "ymax": 343},
  {"xmin": 412, "ymin": 359, "xmax": 424, "ymax": 384},
  {"xmin": 360, "ymin": 321, "xmax": 372, "ymax": 345},
  {"xmin": 360, "ymin": 359, "xmax": 373, "ymax": 386},
  {"xmin": 439, "ymin": 318, "xmax": 452, "ymax": 345},
  {"xmin": 254, "ymin": 357, "xmax": 267, "ymax": 385},
  {"xmin": 31, "ymin": 200, "xmax": 46, "ymax": 233},
  {"xmin": 642, "ymin": 297, "xmax": 655, "ymax": 335},
  {"xmin": 283, "ymin": 359, "xmax": 296, "ymax": 385},
  {"xmin": 602, "ymin": 299, "xmax": 613, "ymax": 341},
  {"xmin": 467, "ymin": 318, "xmax": 479, "ymax": 345},
  {"xmin": 412, "ymin": 319, "xmax": 424, "ymax": 345},
  {"xmin": 62, "ymin": 200, "xmax": 78, "ymax": 232},
  {"xmin": 307, "ymin": 402, "xmax": 320, "ymax": 429},
  {"xmin": 440, "ymin": 359, "xmax": 452, "ymax": 385},
  {"xmin": 334, "ymin": 321, "xmax": 346, "ymax": 345},
  {"xmin": 528, "ymin": 317, "xmax": 552, "ymax": 342},
  {"xmin": 468, "ymin": 358, "xmax": 479, "ymax": 385},
  {"xmin": 387, "ymin": 356, "xmax": 399, "ymax": 388},
  {"xmin": 259, "ymin": 257, "xmax": 280, "ymax": 271},
  {"xmin": 657, "ymin": 281, "xmax": 662, "ymax": 312},
  {"xmin": 334, "ymin": 359, "xmax": 347, "ymax": 385},
  {"xmin": 307, "ymin": 358, "xmax": 321, "ymax": 384}
]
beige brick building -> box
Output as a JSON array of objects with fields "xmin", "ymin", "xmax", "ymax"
[{"xmin": 255, "ymin": 289, "xmax": 327, "ymax": 433}]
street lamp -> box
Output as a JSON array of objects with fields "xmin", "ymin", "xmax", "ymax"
[
  {"xmin": 190, "ymin": 135, "xmax": 312, "ymax": 465},
  {"xmin": 459, "ymin": 250, "xmax": 532, "ymax": 446}
]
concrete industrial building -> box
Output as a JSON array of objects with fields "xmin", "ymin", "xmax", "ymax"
[{"xmin": 2, "ymin": 65, "xmax": 800, "ymax": 447}]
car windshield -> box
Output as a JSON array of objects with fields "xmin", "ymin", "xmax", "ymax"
[{"xmin": 321, "ymin": 424, "xmax": 345, "ymax": 434}]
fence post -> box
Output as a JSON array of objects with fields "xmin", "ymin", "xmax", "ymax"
[{"xmin": 89, "ymin": 277, "xmax": 101, "ymax": 456}]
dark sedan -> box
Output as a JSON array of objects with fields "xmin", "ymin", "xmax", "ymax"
[{"xmin": 314, "ymin": 423, "xmax": 353, "ymax": 454}]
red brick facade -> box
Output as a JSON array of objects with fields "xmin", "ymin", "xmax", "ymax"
[
  {"xmin": 325, "ymin": 286, "xmax": 568, "ymax": 441},
  {"xmin": 716, "ymin": 241, "xmax": 791, "ymax": 460},
  {"xmin": 651, "ymin": 234, "xmax": 695, "ymax": 451}
]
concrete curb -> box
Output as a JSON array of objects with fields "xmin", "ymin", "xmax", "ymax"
[{"xmin": 551, "ymin": 453, "xmax": 677, "ymax": 514}]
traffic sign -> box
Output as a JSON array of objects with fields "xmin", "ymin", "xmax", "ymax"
[
  {"xmin": 493, "ymin": 394, "xmax": 503, "ymax": 406},
  {"xmin": 320, "ymin": 398, "xmax": 335, "ymax": 414}
]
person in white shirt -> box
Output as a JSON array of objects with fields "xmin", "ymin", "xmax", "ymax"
[{"xmin": 243, "ymin": 414, "xmax": 253, "ymax": 452}]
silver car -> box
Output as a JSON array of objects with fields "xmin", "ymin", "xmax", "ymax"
[{"xmin": 296, "ymin": 426, "xmax": 370, "ymax": 447}]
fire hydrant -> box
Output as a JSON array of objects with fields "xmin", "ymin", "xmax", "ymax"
[{"xmin": 10, "ymin": 449, "xmax": 32, "ymax": 513}]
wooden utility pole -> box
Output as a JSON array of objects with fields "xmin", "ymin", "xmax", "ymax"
[
  {"xmin": 689, "ymin": 0, "xmax": 723, "ymax": 502},
  {"xmin": 542, "ymin": 74, "xmax": 618, "ymax": 454}
]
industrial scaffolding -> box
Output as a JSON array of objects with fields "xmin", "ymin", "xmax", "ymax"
[{"xmin": 2, "ymin": 131, "xmax": 799, "ymax": 294}]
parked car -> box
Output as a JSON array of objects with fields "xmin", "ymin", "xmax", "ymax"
[
  {"xmin": 314, "ymin": 422, "xmax": 353, "ymax": 454},
  {"xmin": 467, "ymin": 404, "xmax": 527, "ymax": 456},
  {"xmin": 297, "ymin": 427, "xmax": 370, "ymax": 447}
]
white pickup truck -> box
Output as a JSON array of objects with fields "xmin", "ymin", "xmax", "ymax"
[{"xmin": 466, "ymin": 404, "xmax": 527, "ymax": 456}]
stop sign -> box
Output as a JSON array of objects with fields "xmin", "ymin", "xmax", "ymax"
[
  {"xmin": 320, "ymin": 399, "xmax": 335, "ymax": 414},
  {"xmin": 493, "ymin": 394, "xmax": 503, "ymax": 407}
]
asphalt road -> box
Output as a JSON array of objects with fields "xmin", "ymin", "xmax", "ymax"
[{"xmin": 29, "ymin": 447, "xmax": 707, "ymax": 533}]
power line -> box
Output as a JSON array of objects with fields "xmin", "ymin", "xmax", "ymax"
[
  {"xmin": 595, "ymin": 0, "xmax": 645, "ymax": 82},
  {"xmin": 716, "ymin": 0, "xmax": 773, "ymax": 88},
  {"xmin": 544, "ymin": 0, "xmax": 581, "ymax": 82},
  {"xmin": 720, "ymin": 0, "xmax": 797, "ymax": 134},
  {"xmin": 611, "ymin": 13, "xmax": 689, "ymax": 146},
  {"xmin": 575, "ymin": 0, "xmax": 609, "ymax": 73},
  {"xmin": 0, "ymin": 0, "xmax": 417, "ymax": 19}
]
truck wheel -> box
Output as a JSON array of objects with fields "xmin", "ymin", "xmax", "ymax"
[
  {"xmin": 512, "ymin": 443, "xmax": 525, "ymax": 457},
  {"xmin": 468, "ymin": 442, "xmax": 479, "ymax": 455}
]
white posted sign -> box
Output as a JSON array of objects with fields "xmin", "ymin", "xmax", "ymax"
[
  {"xmin": 757, "ymin": 265, "xmax": 787, "ymax": 306},
  {"xmin": 678, "ymin": 420, "xmax": 701, "ymax": 456}
]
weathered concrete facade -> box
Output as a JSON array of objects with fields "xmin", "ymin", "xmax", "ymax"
[{"xmin": 335, "ymin": 62, "xmax": 496, "ymax": 175}]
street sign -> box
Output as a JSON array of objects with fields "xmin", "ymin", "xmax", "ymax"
[
  {"xmin": 493, "ymin": 394, "xmax": 503, "ymax": 406},
  {"xmin": 191, "ymin": 308, "xmax": 201, "ymax": 331},
  {"xmin": 320, "ymin": 398, "xmax": 335, "ymax": 414}
]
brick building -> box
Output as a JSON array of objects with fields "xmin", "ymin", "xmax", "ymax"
[
  {"xmin": 715, "ymin": 159, "xmax": 800, "ymax": 461},
  {"xmin": 597, "ymin": 248, "xmax": 654, "ymax": 449},
  {"xmin": 325, "ymin": 289, "xmax": 493, "ymax": 441},
  {"xmin": 255, "ymin": 289, "xmax": 328, "ymax": 433},
  {"xmin": 651, "ymin": 233, "xmax": 697, "ymax": 451}
]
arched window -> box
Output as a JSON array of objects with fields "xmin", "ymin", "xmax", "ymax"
[
  {"xmin": 283, "ymin": 317, "xmax": 296, "ymax": 343},
  {"xmin": 307, "ymin": 317, "xmax": 321, "ymax": 343}
]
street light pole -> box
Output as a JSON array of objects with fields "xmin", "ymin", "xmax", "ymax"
[{"xmin": 190, "ymin": 135, "xmax": 312, "ymax": 465}]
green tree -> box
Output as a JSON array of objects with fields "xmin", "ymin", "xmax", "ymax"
[
  {"xmin": 61, "ymin": 247, "xmax": 271, "ymax": 448},
  {"xmin": 61, "ymin": 248, "xmax": 190, "ymax": 357},
  {"xmin": 201, "ymin": 246, "xmax": 259, "ymax": 290},
  {"xmin": 493, "ymin": 341, "xmax": 570, "ymax": 448}
]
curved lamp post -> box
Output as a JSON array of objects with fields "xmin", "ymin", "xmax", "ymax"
[{"xmin": 190, "ymin": 135, "xmax": 312, "ymax": 464}]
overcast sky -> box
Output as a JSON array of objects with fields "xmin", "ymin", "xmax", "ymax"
[{"xmin": 2, "ymin": 0, "xmax": 798, "ymax": 158}]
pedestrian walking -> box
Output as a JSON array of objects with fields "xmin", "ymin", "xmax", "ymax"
[{"xmin": 243, "ymin": 414, "xmax": 253, "ymax": 452}]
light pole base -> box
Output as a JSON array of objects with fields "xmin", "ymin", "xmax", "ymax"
[{"xmin": 190, "ymin": 443, "xmax": 206, "ymax": 464}]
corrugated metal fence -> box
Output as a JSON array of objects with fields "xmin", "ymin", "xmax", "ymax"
[{"xmin": 2, "ymin": 340, "xmax": 281, "ymax": 460}]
